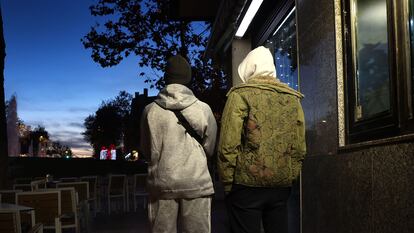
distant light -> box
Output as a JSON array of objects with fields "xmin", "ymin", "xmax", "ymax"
[
  {"xmin": 273, "ymin": 7, "xmax": 296, "ymax": 36},
  {"xmin": 235, "ymin": 0, "xmax": 264, "ymax": 38}
]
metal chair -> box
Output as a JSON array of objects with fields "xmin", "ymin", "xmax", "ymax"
[
  {"xmin": 56, "ymin": 182, "xmax": 90, "ymax": 232},
  {"xmin": 16, "ymin": 191, "xmax": 62, "ymax": 233},
  {"xmin": 13, "ymin": 184, "xmax": 31, "ymax": 192},
  {"xmin": 107, "ymin": 174, "xmax": 127, "ymax": 214},
  {"xmin": 132, "ymin": 174, "xmax": 148, "ymax": 211},
  {"xmin": 13, "ymin": 177, "xmax": 32, "ymax": 185},
  {"xmin": 59, "ymin": 177, "xmax": 79, "ymax": 183},
  {"xmin": 30, "ymin": 179, "xmax": 46, "ymax": 191},
  {"xmin": 0, "ymin": 190, "xmax": 23, "ymax": 204},
  {"xmin": 80, "ymin": 176, "xmax": 99, "ymax": 216},
  {"xmin": 59, "ymin": 187, "xmax": 80, "ymax": 233}
]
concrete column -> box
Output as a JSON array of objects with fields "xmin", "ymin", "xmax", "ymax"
[{"xmin": 231, "ymin": 38, "xmax": 251, "ymax": 87}]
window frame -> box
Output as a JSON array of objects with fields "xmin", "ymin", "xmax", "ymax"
[{"xmin": 342, "ymin": 0, "xmax": 404, "ymax": 143}]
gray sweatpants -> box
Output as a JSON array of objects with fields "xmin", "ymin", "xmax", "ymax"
[{"xmin": 148, "ymin": 197, "xmax": 212, "ymax": 233}]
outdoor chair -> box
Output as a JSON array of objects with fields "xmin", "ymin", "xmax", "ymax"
[
  {"xmin": 107, "ymin": 174, "xmax": 127, "ymax": 214},
  {"xmin": 13, "ymin": 184, "xmax": 31, "ymax": 192},
  {"xmin": 16, "ymin": 190, "xmax": 62, "ymax": 233},
  {"xmin": 0, "ymin": 209, "xmax": 44, "ymax": 233},
  {"xmin": 0, "ymin": 190, "xmax": 23, "ymax": 204},
  {"xmin": 56, "ymin": 182, "xmax": 90, "ymax": 231},
  {"xmin": 13, "ymin": 177, "xmax": 32, "ymax": 185},
  {"xmin": 80, "ymin": 175, "xmax": 99, "ymax": 216},
  {"xmin": 38, "ymin": 187, "xmax": 80, "ymax": 233},
  {"xmin": 132, "ymin": 174, "xmax": 148, "ymax": 211},
  {"xmin": 59, "ymin": 177, "xmax": 79, "ymax": 183},
  {"xmin": 30, "ymin": 179, "xmax": 47, "ymax": 191},
  {"xmin": 56, "ymin": 182, "xmax": 89, "ymax": 204}
]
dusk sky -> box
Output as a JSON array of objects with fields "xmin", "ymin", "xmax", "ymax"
[{"xmin": 1, "ymin": 0, "xmax": 158, "ymax": 157}]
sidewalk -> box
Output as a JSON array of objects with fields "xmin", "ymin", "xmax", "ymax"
[
  {"xmin": 91, "ymin": 180, "xmax": 230, "ymax": 233},
  {"xmin": 91, "ymin": 199, "xmax": 230, "ymax": 233}
]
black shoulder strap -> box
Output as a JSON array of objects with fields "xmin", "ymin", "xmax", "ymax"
[{"xmin": 173, "ymin": 110, "xmax": 203, "ymax": 144}]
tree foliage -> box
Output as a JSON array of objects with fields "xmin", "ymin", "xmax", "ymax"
[
  {"xmin": 82, "ymin": 0, "xmax": 229, "ymax": 96},
  {"xmin": 30, "ymin": 126, "xmax": 49, "ymax": 157},
  {"xmin": 83, "ymin": 91, "xmax": 133, "ymax": 157}
]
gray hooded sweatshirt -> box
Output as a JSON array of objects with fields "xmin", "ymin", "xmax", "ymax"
[{"xmin": 140, "ymin": 84, "xmax": 217, "ymax": 199}]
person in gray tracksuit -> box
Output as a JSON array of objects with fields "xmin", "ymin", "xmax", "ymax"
[{"xmin": 140, "ymin": 55, "xmax": 217, "ymax": 233}]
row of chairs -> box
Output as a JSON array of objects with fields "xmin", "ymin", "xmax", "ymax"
[
  {"xmin": 1, "ymin": 177, "xmax": 95, "ymax": 233},
  {"xmin": 1, "ymin": 174, "xmax": 148, "ymax": 233},
  {"xmin": 106, "ymin": 174, "xmax": 148, "ymax": 214},
  {"xmin": 8, "ymin": 174, "xmax": 148, "ymax": 214},
  {"xmin": 0, "ymin": 188, "xmax": 79, "ymax": 233}
]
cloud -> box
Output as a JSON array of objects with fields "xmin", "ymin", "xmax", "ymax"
[
  {"xmin": 50, "ymin": 130, "xmax": 83, "ymax": 140},
  {"xmin": 68, "ymin": 122, "xmax": 84, "ymax": 128},
  {"xmin": 72, "ymin": 148, "xmax": 93, "ymax": 158},
  {"xmin": 67, "ymin": 107, "xmax": 96, "ymax": 113},
  {"xmin": 49, "ymin": 122, "xmax": 61, "ymax": 128},
  {"xmin": 25, "ymin": 121, "xmax": 45, "ymax": 128}
]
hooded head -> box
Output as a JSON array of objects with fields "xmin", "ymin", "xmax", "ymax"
[
  {"xmin": 237, "ymin": 46, "xmax": 277, "ymax": 83},
  {"xmin": 164, "ymin": 55, "xmax": 192, "ymax": 85}
]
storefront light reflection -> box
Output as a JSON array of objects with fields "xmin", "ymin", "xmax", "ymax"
[{"xmin": 265, "ymin": 7, "xmax": 298, "ymax": 90}]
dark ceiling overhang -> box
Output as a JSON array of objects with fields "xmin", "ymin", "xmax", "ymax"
[
  {"xmin": 205, "ymin": 0, "xmax": 286, "ymax": 61},
  {"xmin": 204, "ymin": 0, "xmax": 249, "ymax": 60},
  {"xmin": 168, "ymin": 0, "xmax": 221, "ymax": 21}
]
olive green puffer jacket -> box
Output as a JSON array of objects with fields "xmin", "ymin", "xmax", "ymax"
[{"xmin": 217, "ymin": 76, "xmax": 306, "ymax": 192}]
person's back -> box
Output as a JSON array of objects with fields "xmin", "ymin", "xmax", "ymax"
[
  {"xmin": 142, "ymin": 85, "xmax": 216, "ymax": 198},
  {"xmin": 140, "ymin": 55, "xmax": 217, "ymax": 233},
  {"xmin": 221, "ymin": 78, "xmax": 304, "ymax": 188},
  {"xmin": 218, "ymin": 46, "xmax": 306, "ymax": 233}
]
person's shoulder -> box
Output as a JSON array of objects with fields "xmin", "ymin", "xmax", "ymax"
[
  {"xmin": 143, "ymin": 102, "xmax": 158, "ymax": 114},
  {"xmin": 144, "ymin": 102, "xmax": 155, "ymax": 110},
  {"xmin": 190, "ymin": 99, "xmax": 212, "ymax": 112}
]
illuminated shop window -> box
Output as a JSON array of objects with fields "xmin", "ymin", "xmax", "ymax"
[{"xmin": 264, "ymin": 7, "xmax": 298, "ymax": 90}]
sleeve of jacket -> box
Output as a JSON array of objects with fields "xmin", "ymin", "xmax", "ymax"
[
  {"xmin": 202, "ymin": 105, "xmax": 218, "ymax": 157},
  {"xmin": 291, "ymin": 99, "xmax": 306, "ymax": 181},
  {"xmin": 217, "ymin": 91, "xmax": 248, "ymax": 192},
  {"xmin": 139, "ymin": 105, "xmax": 151, "ymax": 161}
]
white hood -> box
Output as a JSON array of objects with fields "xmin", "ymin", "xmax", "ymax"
[
  {"xmin": 238, "ymin": 46, "xmax": 277, "ymax": 83},
  {"xmin": 155, "ymin": 84, "xmax": 197, "ymax": 110}
]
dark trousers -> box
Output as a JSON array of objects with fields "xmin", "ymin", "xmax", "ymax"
[{"xmin": 225, "ymin": 184, "xmax": 291, "ymax": 233}]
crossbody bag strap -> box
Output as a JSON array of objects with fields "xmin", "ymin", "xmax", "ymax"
[{"xmin": 173, "ymin": 110, "xmax": 203, "ymax": 144}]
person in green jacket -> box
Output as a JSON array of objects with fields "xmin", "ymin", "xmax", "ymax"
[{"xmin": 217, "ymin": 46, "xmax": 306, "ymax": 233}]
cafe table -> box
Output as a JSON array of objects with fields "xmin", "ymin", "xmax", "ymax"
[{"xmin": 0, "ymin": 203, "xmax": 36, "ymax": 227}]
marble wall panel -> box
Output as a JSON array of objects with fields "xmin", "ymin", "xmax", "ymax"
[
  {"xmin": 371, "ymin": 144, "xmax": 413, "ymax": 233},
  {"xmin": 302, "ymin": 141, "xmax": 414, "ymax": 233},
  {"xmin": 297, "ymin": 0, "xmax": 338, "ymax": 156},
  {"xmin": 302, "ymin": 152, "xmax": 373, "ymax": 233}
]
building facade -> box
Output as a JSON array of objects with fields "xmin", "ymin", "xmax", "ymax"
[{"xmin": 206, "ymin": 0, "xmax": 414, "ymax": 232}]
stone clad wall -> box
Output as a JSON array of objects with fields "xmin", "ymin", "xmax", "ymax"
[
  {"xmin": 302, "ymin": 142, "xmax": 414, "ymax": 233},
  {"xmin": 296, "ymin": 0, "xmax": 338, "ymax": 156},
  {"xmin": 296, "ymin": 0, "xmax": 414, "ymax": 232}
]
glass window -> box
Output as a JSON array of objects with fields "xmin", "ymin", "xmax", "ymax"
[
  {"xmin": 264, "ymin": 7, "xmax": 298, "ymax": 90},
  {"xmin": 351, "ymin": 0, "xmax": 391, "ymax": 120}
]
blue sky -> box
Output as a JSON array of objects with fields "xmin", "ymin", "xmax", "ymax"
[{"xmin": 1, "ymin": 0, "xmax": 158, "ymax": 156}]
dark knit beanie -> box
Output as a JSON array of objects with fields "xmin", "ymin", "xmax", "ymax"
[{"xmin": 164, "ymin": 55, "xmax": 192, "ymax": 85}]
